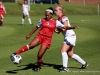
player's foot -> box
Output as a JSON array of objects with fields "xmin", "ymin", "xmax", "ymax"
[
  {"xmin": 59, "ymin": 67, "xmax": 69, "ymax": 72},
  {"xmin": 34, "ymin": 68, "xmax": 40, "ymax": 72},
  {"xmin": 81, "ymin": 62, "xmax": 88, "ymax": 69},
  {"xmin": 11, "ymin": 53, "xmax": 16, "ymax": 56},
  {"xmin": 0, "ymin": 24, "xmax": 3, "ymax": 26},
  {"xmin": 22, "ymin": 24, "xmax": 24, "ymax": 26},
  {"xmin": 30, "ymin": 23, "xmax": 33, "ymax": 25}
]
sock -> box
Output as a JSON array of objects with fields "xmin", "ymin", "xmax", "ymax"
[
  {"xmin": 62, "ymin": 52, "xmax": 68, "ymax": 68},
  {"xmin": 22, "ymin": 18, "xmax": 24, "ymax": 24},
  {"xmin": 71, "ymin": 54, "xmax": 86, "ymax": 65},
  {"xmin": 28, "ymin": 18, "xmax": 32, "ymax": 24},
  {"xmin": 16, "ymin": 45, "xmax": 29, "ymax": 54},
  {"xmin": 37, "ymin": 59, "xmax": 43, "ymax": 68}
]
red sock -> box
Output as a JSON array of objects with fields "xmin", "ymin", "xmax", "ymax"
[
  {"xmin": 16, "ymin": 45, "xmax": 29, "ymax": 54},
  {"xmin": 37, "ymin": 59, "xmax": 43, "ymax": 68}
]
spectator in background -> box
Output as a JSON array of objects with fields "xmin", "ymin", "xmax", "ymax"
[{"xmin": 0, "ymin": 0, "xmax": 7, "ymax": 26}]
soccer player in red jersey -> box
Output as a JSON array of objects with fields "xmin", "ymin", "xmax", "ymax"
[
  {"xmin": 11, "ymin": 7, "xmax": 64, "ymax": 72},
  {"xmin": 0, "ymin": 1, "xmax": 6, "ymax": 26}
]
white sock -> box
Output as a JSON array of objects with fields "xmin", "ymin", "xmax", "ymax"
[
  {"xmin": 28, "ymin": 18, "xmax": 32, "ymax": 24},
  {"xmin": 22, "ymin": 18, "xmax": 24, "ymax": 24},
  {"xmin": 71, "ymin": 54, "xmax": 86, "ymax": 65},
  {"xmin": 62, "ymin": 52, "xmax": 68, "ymax": 68}
]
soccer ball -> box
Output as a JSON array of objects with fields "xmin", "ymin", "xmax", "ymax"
[{"xmin": 10, "ymin": 54, "xmax": 22, "ymax": 64}]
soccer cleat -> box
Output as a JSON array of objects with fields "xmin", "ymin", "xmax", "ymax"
[
  {"xmin": 22, "ymin": 24, "xmax": 24, "ymax": 26},
  {"xmin": 34, "ymin": 68, "xmax": 40, "ymax": 72},
  {"xmin": 11, "ymin": 53, "xmax": 17, "ymax": 56},
  {"xmin": 59, "ymin": 67, "xmax": 69, "ymax": 72},
  {"xmin": 30, "ymin": 23, "xmax": 33, "ymax": 25},
  {"xmin": 81, "ymin": 62, "xmax": 88, "ymax": 69}
]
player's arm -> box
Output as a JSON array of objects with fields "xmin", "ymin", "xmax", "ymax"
[
  {"xmin": 4, "ymin": 9, "xmax": 7, "ymax": 14},
  {"xmin": 26, "ymin": 19, "xmax": 42, "ymax": 40},
  {"xmin": 55, "ymin": 20, "xmax": 64, "ymax": 33},
  {"xmin": 26, "ymin": 26, "xmax": 39, "ymax": 40},
  {"xmin": 63, "ymin": 20, "xmax": 79, "ymax": 31},
  {"xmin": 22, "ymin": 5, "xmax": 24, "ymax": 11},
  {"xmin": 3, "ymin": 6, "xmax": 7, "ymax": 14},
  {"xmin": 55, "ymin": 28, "xmax": 60, "ymax": 34}
]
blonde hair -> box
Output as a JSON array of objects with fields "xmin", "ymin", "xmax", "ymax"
[{"xmin": 55, "ymin": 5, "xmax": 64, "ymax": 12}]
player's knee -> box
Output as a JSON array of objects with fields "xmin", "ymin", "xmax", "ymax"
[
  {"xmin": 60, "ymin": 49, "xmax": 66, "ymax": 53},
  {"xmin": 29, "ymin": 44, "xmax": 34, "ymax": 49},
  {"xmin": 68, "ymin": 53, "xmax": 73, "ymax": 58},
  {"xmin": 23, "ymin": 16, "xmax": 25, "ymax": 19}
]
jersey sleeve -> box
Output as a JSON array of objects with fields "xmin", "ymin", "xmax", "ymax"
[
  {"xmin": 56, "ymin": 20, "xmax": 64, "ymax": 28},
  {"xmin": 37, "ymin": 19, "xmax": 42, "ymax": 28},
  {"xmin": 62, "ymin": 16, "xmax": 68, "ymax": 23}
]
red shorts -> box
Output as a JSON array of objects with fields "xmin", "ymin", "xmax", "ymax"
[{"xmin": 36, "ymin": 34, "xmax": 52, "ymax": 49}]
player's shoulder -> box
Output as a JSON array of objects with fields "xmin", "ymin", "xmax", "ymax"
[
  {"xmin": 52, "ymin": 18, "xmax": 56, "ymax": 21},
  {"xmin": 41, "ymin": 18, "xmax": 45, "ymax": 21},
  {"xmin": 62, "ymin": 15, "xmax": 67, "ymax": 19},
  {"xmin": 62, "ymin": 15, "xmax": 69, "ymax": 21},
  {"xmin": 0, "ymin": 4, "xmax": 4, "ymax": 7},
  {"xmin": 22, "ymin": 4, "xmax": 27, "ymax": 6},
  {"xmin": 40, "ymin": 18, "xmax": 46, "ymax": 22}
]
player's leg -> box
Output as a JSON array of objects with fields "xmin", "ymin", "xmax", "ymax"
[
  {"xmin": 27, "ymin": 13, "xmax": 32, "ymax": 25},
  {"xmin": 22, "ymin": 13, "xmax": 25, "ymax": 25},
  {"xmin": 67, "ymin": 47, "xmax": 88, "ymax": 69},
  {"xmin": 59, "ymin": 43, "xmax": 70, "ymax": 72},
  {"xmin": 0, "ymin": 14, "xmax": 4, "ymax": 26},
  {"xmin": 0, "ymin": 16, "xmax": 2, "ymax": 26},
  {"xmin": 35, "ymin": 45, "xmax": 48, "ymax": 72},
  {"xmin": 15, "ymin": 37, "xmax": 40, "ymax": 54}
]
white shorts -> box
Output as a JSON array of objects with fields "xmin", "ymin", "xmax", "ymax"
[
  {"xmin": 63, "ymin": 35, "xmax": 76, "ymax": 46},
  {"xmin": 23, "ymin": 11, "xmax": 29, "ymax": 16}
]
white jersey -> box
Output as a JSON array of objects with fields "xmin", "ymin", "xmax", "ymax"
[
  {"xmin": 22, "ymin": 4, "xmax": 29, "ymax": 16},
  {"xmin": 58, "ymin": 15, "xmax": 76, "ymax": 46},
  {"xmin": 59, "ymin": 15, "xmax": 75, "ymax": 39},
  {"xmin": 22, "ymin": 4, "xmax": 28, "ymax": 12}
]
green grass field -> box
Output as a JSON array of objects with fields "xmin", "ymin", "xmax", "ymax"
[{"xmin": 0, "ymin": 3, "xmax": 100, "ymax": 75}]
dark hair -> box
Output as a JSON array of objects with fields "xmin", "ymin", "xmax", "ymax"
[{"xmin": 47, "ymin": 7, "xmax": 54, "ymax": 14}]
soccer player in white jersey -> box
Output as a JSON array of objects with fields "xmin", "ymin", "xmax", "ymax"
[
  {"xmin": 54, "ymin": 6, "xmax": 88, "ymax": 72},
  {"xmin": 22, "ymin": 0, "xmax": 32, "ymax": 25}
]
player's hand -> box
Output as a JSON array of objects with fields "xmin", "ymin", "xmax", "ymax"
[
  {"xmin": 55, "ymin": 28, "xmax": 60, "ymax": 34},
  {"xmin": 73, "ymin": 26, "xmax": 79, "ymax": 29},
  {"xmin": 26, "ymin": 35, "xmax": 31, "ymax": 40}
]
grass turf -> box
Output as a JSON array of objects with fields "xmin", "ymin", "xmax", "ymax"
[{"xmin": 0, "ymin": 2, "xmax": 100, "ymax": 75}]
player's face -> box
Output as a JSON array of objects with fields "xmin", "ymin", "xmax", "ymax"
[
  {"xmin": 24, "ymin": 1, "xmax": 27, "ymax": 4},
  {"xmin": 0, "ymin": 1, "xmax": 2, "ymax": 5},
  {"xmin": 45, "ymin": 11, "xmax": 53, "ymax": 20},
  {"xmin": 54, "ymin": 8, "xmax": 60, "ymax": 16}
]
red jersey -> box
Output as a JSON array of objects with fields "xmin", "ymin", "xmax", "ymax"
[
  {"xmin": 0, "ymin": 4, "xmax": 5, "ymax": 12},
  {"xmin": 37, "ymin": 18, "xmax": 56, "ymax": 38}
]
